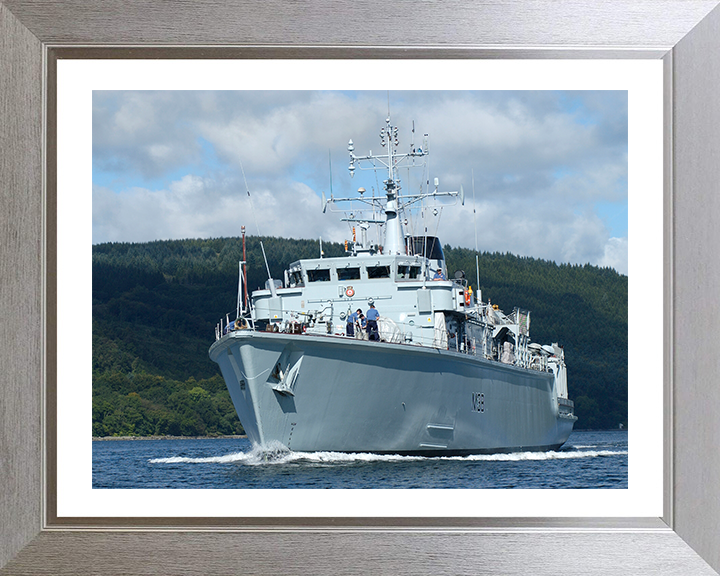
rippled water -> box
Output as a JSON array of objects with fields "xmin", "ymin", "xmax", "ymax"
[{"xmin": 92, "ymin": 430, "xmax": 627, "ymax": 489}]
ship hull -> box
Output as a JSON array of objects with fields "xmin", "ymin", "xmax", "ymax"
[{"xmin": 209, "ymin": 331, "xmax": 576, "ymax": 455}]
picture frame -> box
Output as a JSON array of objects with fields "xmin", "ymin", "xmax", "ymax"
[{"xmin": 1, "ymin": 1, "xmax": 719, "ymax": 574}]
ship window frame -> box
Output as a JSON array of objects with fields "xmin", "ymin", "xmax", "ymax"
[
  {"xmin": 366, "ymin": 265, "xmax": 391, "ymax": 280},
  {"xmin": 397, "ymin": 264, "xmax": 422, "ymax": 281},
  {"xmin": 287, "ymin": 269, "xmax": 305, "ymax": 288},
  {"xmin": 337, "ymin": 266, "xmax": 361, "ymax": 281},
  {"xmin": 307, "ymin": 268, "xmax": 331, "ymax": 283}
]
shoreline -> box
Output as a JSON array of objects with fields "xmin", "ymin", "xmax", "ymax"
[
  {"xmin": 92, "ymin": 434, "xmax": 247, "ymax": 441},
  {"xmin": 91, "ymin": 429, "xmax": 625, "ymax": 441}
]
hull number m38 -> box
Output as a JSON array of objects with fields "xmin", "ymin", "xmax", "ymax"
[{"xmin": 472, "ymin": 392, "xmax": 485, "ymax": 413}]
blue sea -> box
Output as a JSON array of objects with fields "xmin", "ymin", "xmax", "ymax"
[{"xmin": 92, "ymin": 430, "xmax": 627, "ymax": 489}]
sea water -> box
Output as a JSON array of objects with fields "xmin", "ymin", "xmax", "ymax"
[{"xmin": 92, "ymin": 430, "xmax": 627, "ymax": 489}]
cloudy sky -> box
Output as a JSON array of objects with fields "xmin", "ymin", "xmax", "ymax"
[{"xmin": 92, "ymin": 90, "xmax": 628, "ymax": 274}]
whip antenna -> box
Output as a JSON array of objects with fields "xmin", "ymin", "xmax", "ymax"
[
  {"xmin": 240, "ymin": 159, "xmax": 277, "ymax": 297},
  {"xmin": 472, "ymin": 168, "xmax": 480, "ymax": 304}
]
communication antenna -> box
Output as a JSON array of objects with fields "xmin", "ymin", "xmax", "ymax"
[
  {"xmin": 334, "ymin": 114, "xmax": 462, "ymax": 256},
  {"xmin": 472, "ymin": 168, "xmax": 481, "ymax": 305},
  {"xmin": 236, "ymin": 225, "xmax": 249, "ymax": 317},
  {"xmin": 472, "ymin": 169, "xmax": 478, "ymax": 252},
  {"xmin": 239, "ymin": 159, "xmax": 277, "ymax": 297}
]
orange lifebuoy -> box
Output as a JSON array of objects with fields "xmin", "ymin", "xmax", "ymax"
[
  {"xmin": 464, "ymin": 289, "xmax": 471, "ymax": 306},
  {"xmin": 345, "ymin": 287, "xmax": 355, "ymax": 297}
]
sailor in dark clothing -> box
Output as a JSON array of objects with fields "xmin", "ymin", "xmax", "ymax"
[
  {"xmin": 366, "ymin": 303, "xmax": 380, "ymax": 341},
  {"xmin": 346, "ymin": 309, "xmax": 358, "ymax": 337}
]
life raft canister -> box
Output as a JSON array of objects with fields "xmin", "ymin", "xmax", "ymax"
[{"xmin": 345, "ymin": 286, "xmax": 355, "ymax": 297}]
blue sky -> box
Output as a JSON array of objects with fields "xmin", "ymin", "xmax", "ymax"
[{"xmin": 92, "ymin": 90, "xmax": 628, "ymax": 274}]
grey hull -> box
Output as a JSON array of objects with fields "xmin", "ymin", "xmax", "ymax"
[{"xmin": 209, "ymin": 331, "xmax": 576, "ymax": 455}]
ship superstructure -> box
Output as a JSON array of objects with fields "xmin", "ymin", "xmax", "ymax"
[{"xmin": 209, "ymin": 115, "xmax": 577, "ymax": 455}]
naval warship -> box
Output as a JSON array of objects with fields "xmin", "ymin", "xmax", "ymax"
[{"xmin": 209, "ymin": 115, "xmax": 577, "ymax": 455}]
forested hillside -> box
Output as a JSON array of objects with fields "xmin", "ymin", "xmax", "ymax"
[{"xmin": 92, "ymin": 236, "xmax": 628, "ymax": 436}]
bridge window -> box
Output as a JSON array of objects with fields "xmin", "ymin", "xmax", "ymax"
[
  {"xmin": 307, "ymin": 269, "xmax": 331, "ymax": 282},
  {"xmin": 407, "ymin": 236, "xmax": 444, "ymax": 261},
  {"xmin": 288, "ymin": 270, "xmax": 304, "ymax": 287},
  {"xmin": 397, "ymin": 265, "xmax": 421, "ymax": 280},
  {"xmin": 367, "ymin": 265, "xmax": 391, "ymax": 279},
  {"xmin": 337, "ymin": 267, "xmax": 361, "ymax": 281}
]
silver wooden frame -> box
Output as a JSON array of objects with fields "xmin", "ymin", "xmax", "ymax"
[{"xmin": 2, "ymin": 1, "xmax": 720, "ymax": 574}]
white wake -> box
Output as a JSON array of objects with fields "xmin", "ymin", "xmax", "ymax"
[
  {"xmin": 444, "ymin": 449, "xmax": 627, "ymax": 462},
  {"xmin": 149, "ymin": 442, "xmax": 627, "ymax": 465}
]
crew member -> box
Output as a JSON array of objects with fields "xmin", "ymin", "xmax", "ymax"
[
  {"xmin": 346, "ymin": 309, "xmax": 358, "ymax": 337},
  {"xmin": 433, "ymin": 268, "xmax": 446, "ymax": 280},
  {"xmin": 366, "ymin": 303, "xmax": 380, "ymax": 341},
  {"xmin": 356, "ymin": 310, "xmax": 367, "ymax": 340}
]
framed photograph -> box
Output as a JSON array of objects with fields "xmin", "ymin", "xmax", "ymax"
[
  {"xmin": 66, "ymin": 63, "xmax": 652, "ymax": 513},
  {"xmin": 2, "ymin": 1, "xmax": 719, "ymax": 574}
]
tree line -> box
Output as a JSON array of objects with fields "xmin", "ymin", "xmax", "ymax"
[{"xmin": 92, "ymin": 235, "xmax": 628, "ymax": 436}]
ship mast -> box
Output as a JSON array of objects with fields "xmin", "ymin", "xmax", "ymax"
[
  {"xmin": 325, "ymin": 117, "xmax": 463, "ymax": 253},
  {"xmin": 381, "ymin": 118, "xmax": 403, "ymax": 254},
  {"xmin": 347, "ymin": 117, "xmax": 425, "ymax": 254}
]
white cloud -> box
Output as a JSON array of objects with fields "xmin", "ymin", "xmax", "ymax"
[
  {"xmin": 92, "ymin": 90, "xmax": 628, "ymax": 275},
  {"xmin": 598, "ymin": 237, "xmax": 629, "ymax": 275},
  {"xmin": 92, "ymin": 176, "xmax": 347, "ymax": 245}
]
